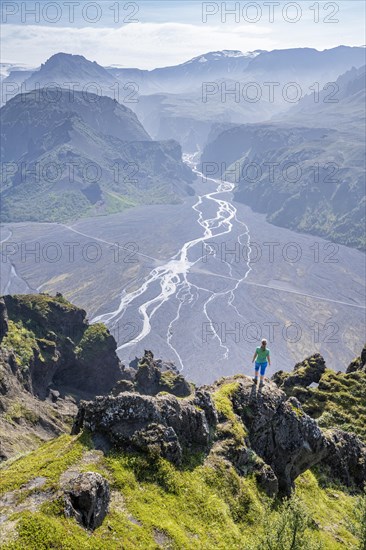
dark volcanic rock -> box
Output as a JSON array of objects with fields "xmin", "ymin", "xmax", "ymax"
[
  {"xmin": 133, "ymin": 350, "xmax": 192, "ymax": 398},
  {"xmin": 255, "ymin": 463, "xmax": 279, "ymax": 497},
  {"xmin": 2, "ymin": 294, "xmax": 123, "ymax": 398},
  {"xmin": 73, "ymin": 372, "xmax": 366, "ymax": 495},
  {"xmin": 324, "ymin": 429, "xmax": 366, "ymax": 487},
  {"xmin": 111, "ymin": 380, "xmax": 135, "ymax": 395},
  {"xmin": 64, "ymin": 472, "xmax": 110, "ymax": 530},
  {"xmin": 193, "ymin": 390, "xmax": 218, "ymax": 430},
  {"xmin": 3, "ymin": 294, "xmax": 87, "ymax": 342},
  {"xmin": 72, "ymin": 392, "xmax": 211, "ymax": 465},
  {"xmin": 346, "ymin": 345, "xmax": 366, "ymax": 373},
  {"xmin": 0, "ymin": 298, "xmax": 8, "ymax": 342},
  {"xmin": 131, "ymin": 423, "xmax": 183, "ymax": 464},
  {"xmin": 231, "ymin": 380, "xmax": 329, "ymax": 494}
]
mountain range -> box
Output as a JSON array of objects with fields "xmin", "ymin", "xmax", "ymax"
[
  {"xmin": 201, "ymin": 64, "xmax": 366, "ymax": 249},
  {"xmin": 1, "ymin": 46, "xmax": 365, "ymax": 244},
  {"xmin": 3, "ymin": 46, "xmax": 364, "ymax": 96},
  {"xmin": 2, "ymin": 47, "xmax": 364, "ymax": 149}
]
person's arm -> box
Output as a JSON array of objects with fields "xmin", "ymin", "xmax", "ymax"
[
  {"xmin": 267, "ymin": 352, "xmax": 271, "ymax": 366},
  {"xmin": 252, "ymin": 351, "xmax": 257, "ymax": 363}
]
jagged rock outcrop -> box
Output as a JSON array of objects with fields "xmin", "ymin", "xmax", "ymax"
[
  {"xmin": 64, "ymin": 472, "xmax": 110, "ymax": 530},
  {"xmin": 0, "ymin": 294, "xmax": 124, "ymax": 460},
  {"xmin": 112, "ymin": 350, "xmax": 192, "ymax": 398},
  {"xmin": 3, "ymin": 293, "xmax": 87, "ymax": 342},
  {"xmin": 272, "ymin": 353, "xmax": 326, "ymax": 388},
  {"xmin": 229, "ymin": 380, "xmax": 330, "ymax": 495},
  {"xmin": 1, "ymin": 293, "xmax": 365, "ymax": 500},
  {"xmin": 272, "ymin": 347, "xmax": 366, "ymax": 444},
  {"xmin": 346, "ymin": 345, "xmax": 366, "ymax": 373},
  {"xmin": 73, "ymin": 374, "xmax": 366, "ymax": 496},
  {"xmin": 72, "ymin": 392, "xmax": 214, "ymax": 465},
  {"xmin": 324, "ymin": 430, "xmax": 366, "ymax": 487},
  {"xmin": 1, "ymin": 294, "xmax": 123, "ymax": 397}
]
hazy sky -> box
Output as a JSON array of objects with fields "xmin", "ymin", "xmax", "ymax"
[{"xmin": 1, "ymin": 1, "xmax": 365, "ymax": 68}]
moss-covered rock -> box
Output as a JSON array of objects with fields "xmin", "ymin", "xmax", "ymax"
[
  {"xmin": 272, "ymin": 349, "xmax": 366, "ymax": 443},
  {"xmin": 346, "ymin": 344, "xmax": 366, "ymax": 373},
  {"xmin": 133, "ymin": 350, "xmax": 192, "ymax": 398}
]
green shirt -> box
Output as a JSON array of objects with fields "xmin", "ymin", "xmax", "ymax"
[{"xmin": 256, "ymin": 347, "xmax": 270, "ymax": 362}]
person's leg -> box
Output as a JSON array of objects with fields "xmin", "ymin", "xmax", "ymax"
[
  {"xmin": 259, "ymin": 362, "xmax": 268, "ymax": 384},
  {"xmin": 254, "ymin": 362, "xmax": 260, "ymax": 382}
]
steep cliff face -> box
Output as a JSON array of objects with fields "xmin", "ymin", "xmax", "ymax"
[
  {"xmin": 2, "ymin": 293, "xmax": 123, "ymax": 397},
  {"xmin": 0, "ymin": 293, "xmax": 124, "ymax": 460}
]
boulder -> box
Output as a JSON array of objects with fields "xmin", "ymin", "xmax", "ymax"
[
  {"xmin": 64, "ymin": 472, "xmax": 110, "ymax": 530},
  {"xmin": 72, "ymin": 392, "xmax": 211, "ymax": 464}
]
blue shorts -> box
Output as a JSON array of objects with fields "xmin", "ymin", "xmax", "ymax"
[{"xmin": 255, "ymin": 362, "xmax": 268, "ymax": 376}]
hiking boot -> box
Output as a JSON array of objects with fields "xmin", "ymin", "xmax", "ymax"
[{"xmin": 253, "ymin": 377, "xmax": 258, "ymax": 384}]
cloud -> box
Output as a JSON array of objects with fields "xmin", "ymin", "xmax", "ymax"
[
  {"xmin": 1, "ymin": 21, "xmax": 274, "ymax": 69},
  {"xmin": 1, "ymin": 14, "xmax": 364, "ymax": 70}
]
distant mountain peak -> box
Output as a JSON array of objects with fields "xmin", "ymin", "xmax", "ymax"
[
  {"xmin": 183, "ymin": 50, "xmax": 244, "ymax": 64},
  {"xmin": 182, "ymin": 49, "xmax": 266, "ymax": 67},
  {"xmin": 42, "ymin": 52, "xmax": 96, "ymax": 68}
]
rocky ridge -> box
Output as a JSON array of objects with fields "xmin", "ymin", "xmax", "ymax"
[{"xmin": 73, "ymin": 350, "xmax": 366, "ymax": 497}]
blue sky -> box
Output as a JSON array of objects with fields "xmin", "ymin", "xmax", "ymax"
[{"xmin": 1, "ymin": 1, "xmax": 365, "ymax": 68}]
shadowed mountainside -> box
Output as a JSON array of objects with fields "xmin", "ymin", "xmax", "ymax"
[
  {"xmin": 201, "ymin": 66, "xmax": 366, "ymax": 249},
  {"xmin": 0, "ymin": 89, "xmax": 194, "ymax": 222}
]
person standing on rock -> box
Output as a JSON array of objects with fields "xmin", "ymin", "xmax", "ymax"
[{"xmin": 252, "ymin": 339, "xmax": 271, "ymax": 385}]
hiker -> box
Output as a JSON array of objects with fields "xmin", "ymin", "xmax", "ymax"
[{"xmin": 252, "ymin": 339, "xmax": 270, "ymax": 385}]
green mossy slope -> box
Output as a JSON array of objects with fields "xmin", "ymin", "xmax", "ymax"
[{"xmin": 0, "ymin": 434, "xmax": 363, "ymax": 549}]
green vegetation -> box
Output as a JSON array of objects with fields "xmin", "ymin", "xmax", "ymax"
[
  {"xmin": 348, "ymin": 491, "xmax": 366, "ymax": 549},
  {"xmin": 103, "ymin": 191, "xmax": 137, "ymax": 214},
  {"xmin": 2, "ymin": 320, "xmax": 39, "ymax": 369},
  {"xmin": 159, "ymin": 370, "xmax": 179, "ymax": 390},
  {"xmin": 287, "ymin": 401, "xmax": 305, "ymax": 419},
  {"xmin": 212, "ymin": 382, "xmax": 247, "ymax": 445},
  {"xmin": 7, "ymin": 293, "xmax": 76, "ymax": 316},
  {"xmin": 282, "ymin": 369, "xmax": 366, "ymax": 442},
  {"xmin": 258, "ymin": 495, "xmax": 321, "ymax": 549},
  {"xmin": 5, "ymin": 294, "xmax": 79, "ymax": 334},
  {"xmin": 0, "ymin": 434, "xmax": 86, "ymax": 495},
  {"xmin": 0, "ymin": 435, "xmax": 361, "ymax": 549},
  {"xmin": 4, "ymin": 402, "xmax": 39, "ymax": 425},
  {"xmin": 75, "ymin": 323, "xmax": 112, "ymax": 361},
  {"xmin": 1, "ymin": 186, "xmax": 92, "ymax": 224}
]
